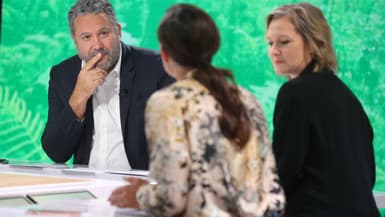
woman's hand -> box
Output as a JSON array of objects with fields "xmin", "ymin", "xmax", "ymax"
[{"xmin": 108, "ymin": 176, "xmax": 149, "ymax": 208}]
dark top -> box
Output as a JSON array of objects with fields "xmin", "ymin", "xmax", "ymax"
[
  {"xmin": 41, "ymin": 43, "xmax": 174, "ymax": 170},
  {"xmin": 272, "ymin": 63, "xmax": 379, "ymax": 217}
]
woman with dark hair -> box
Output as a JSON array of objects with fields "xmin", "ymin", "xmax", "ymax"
[
  {"xmin": 109, "ymin": 3, "xmax": 285, "ymax": 217},
  {"xmin": 266, "ymin": 2, "xmax": 379, "ymax": 217}
]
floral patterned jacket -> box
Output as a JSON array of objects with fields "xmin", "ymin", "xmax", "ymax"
[{"xmin": 137, "ymin": 78, "xmax": 285, "ymax": 217}]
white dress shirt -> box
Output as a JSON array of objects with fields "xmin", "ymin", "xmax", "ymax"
[{"xmin": 88, "ymin": 45, "xmax": 131, "ymax": 170}]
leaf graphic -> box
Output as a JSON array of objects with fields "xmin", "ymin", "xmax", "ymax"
[{"xmin": 0, "ymin": 85, "xmax": 50, "ymax": 162}]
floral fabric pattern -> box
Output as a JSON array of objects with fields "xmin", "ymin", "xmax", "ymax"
[{"xmin": 137, "ymin": 78, "xmax": 285, "ymax": 217}]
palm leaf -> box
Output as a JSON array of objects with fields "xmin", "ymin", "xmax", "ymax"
[{"xmin": 0, "ymin": 85, "xmax": 49, "ymax": 162}]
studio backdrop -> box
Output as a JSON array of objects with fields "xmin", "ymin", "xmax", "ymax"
[{"xmin": 0, "ymin": 0, "xmax": 384, "ymax": 193}]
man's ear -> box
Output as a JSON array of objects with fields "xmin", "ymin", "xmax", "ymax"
[{"xmin": 117, "ymin": 23, "xmax": 122, "ymax": 38}]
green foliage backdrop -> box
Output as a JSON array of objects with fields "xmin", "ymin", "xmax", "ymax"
[{"xmin": 1, "ymin": 0, "xmax": 384, "ymax": 199}]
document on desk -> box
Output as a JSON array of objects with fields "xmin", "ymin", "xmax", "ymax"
[
  {"xmin": 4, "ymin": 162, "xmax": 149, "ymax": 178},
  {"xmin": 8, "ymin": 162, "xmax": 70, "ymax": 170},
  {"xmin": 106, "ymin": 170, "xmax": 149, "ymax": 177},
  {"xmin": 61, "ymin": 167, "xmax": 100, "ymax": 176},
  {"xmin": 61, "ymin": 167, "xmax": 149, "ymax": 177}
]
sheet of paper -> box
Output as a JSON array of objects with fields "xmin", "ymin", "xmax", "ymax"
[{"xmin": 106, "ymin": 170, "xmax": 149, "ymax": 177}]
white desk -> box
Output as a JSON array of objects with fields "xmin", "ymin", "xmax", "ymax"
[
  {"xmin": 0, "ymin": 164, "xmax": 148, "ymax": 217},
  {"xmin": 1, "ymin": 163, "xmax": 384, "ymax": 216}
]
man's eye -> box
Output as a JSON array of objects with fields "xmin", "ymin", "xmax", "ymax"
[
  {"xmin": 100, "ymin": 31, "xmax": 109, "ymax": 37},
  {"xmin": 281, "ymin": 40, "xmax": 290, "ymax": 45},
  {"xmin": 81, "ymin": 35, "xmax": 90, "ymax": 41}
]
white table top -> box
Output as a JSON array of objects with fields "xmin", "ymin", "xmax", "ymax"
[{"xmin": 0, "ymin": 163, "xmax": 149, "ymax": 216}]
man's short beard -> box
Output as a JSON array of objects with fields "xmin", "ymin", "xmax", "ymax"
[{"xmin": 81, "ymin": 41, "xmax": 120, "ymax": 72}]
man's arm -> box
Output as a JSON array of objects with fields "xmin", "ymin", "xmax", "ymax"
[
  {"xmin": 69, "ymin": 53, "xmax": 106, "ymax": 120},
  {"xmin": 41, "ymin": 54, "xmax": 106, "ymax": 163},
  {"xmin": 41, "ymin": 70, "xmax": 87, "ymax": 163}
]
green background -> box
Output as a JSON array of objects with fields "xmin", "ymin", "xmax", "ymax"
[{"xmin": 1, "ymin": 0, "xmax": 384, "ymax": 211}]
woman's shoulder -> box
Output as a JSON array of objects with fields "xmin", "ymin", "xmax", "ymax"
[
  {"xmin": 279, "ymin": 70, "xmax": 340, "ymax": 99},
  {"xmin": 237, "ymin": 86, "xmax": 269, "ymax": 135},
  {"xmin": 277, "ymin": 76, "xmax": 315, "ymax": 101},
  {"xmin": 147, "ymin": 79, "xmax": 208, "ymax": 107},
  {"xmin": 237, "ymin": 87, "xmax": 264, "ymax": 112},
  {"xmin": 288, "ymin": 70, "xmax": 337, "ymax": 87},
  {"xmin": 171, "ymin": 79, "xmax": 208, "ymax": 94}
]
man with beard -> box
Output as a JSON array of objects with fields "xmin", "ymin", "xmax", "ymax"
[{"xmin": 41, "ymin": 0, "xmax": 174, "ymax": 170}]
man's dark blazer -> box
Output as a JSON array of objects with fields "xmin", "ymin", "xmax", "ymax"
[{"xmin": 41, "ymin": 43, "xmax": 174, "ymax": 170}]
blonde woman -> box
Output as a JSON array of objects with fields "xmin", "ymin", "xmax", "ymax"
[{"xmin": 266, "ymin": 3, "xmax": 379, "ymax": 217}]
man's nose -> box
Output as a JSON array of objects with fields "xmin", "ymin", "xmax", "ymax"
[{"xmin": 92, "ymin": 36, "xmax": 104, "ymax": 50}]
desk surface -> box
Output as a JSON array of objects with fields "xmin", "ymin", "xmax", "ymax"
[
  {"xmin": 0, "ymin": 164, "xmax": 149, "ymax": 216},
  {"xmin": 0, "ymin": 165, "xmax": 128, "ymax": 198},
  {"xmin": 0, "ymin": 200, "xmax": 148, "ymax": 217},
  {"xmin": 0, "ymin": 173, "xmax": 87, "ymax": 188},
  {"xmin": 1, "ymin": 163, "xmax": 384, "ymax": 215}
]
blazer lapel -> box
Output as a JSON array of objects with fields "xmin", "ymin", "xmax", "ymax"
[{"xmin": 119, "ymin": 43, "xmax": 135, "ymax": 138}]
